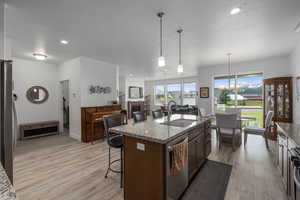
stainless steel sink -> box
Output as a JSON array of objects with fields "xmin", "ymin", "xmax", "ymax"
[{"xmin": 160, "ymin": 119, "xmax": 197, "ymax": 127}]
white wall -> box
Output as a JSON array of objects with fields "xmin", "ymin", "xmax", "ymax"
[
  {"xmin": 197, "ymin": 55, "xmax": 292, "ymax": 114},
  {"xmin": 58, "ymin": 57, "xmax": 118, "ymax": 141},
  {"xmin": 119, "ymin": 76, "xmax": 126, "ymax": 109},
  {"xmin": 80, "ymin": 57, "xmax": 118, "ymax": 107},
  {"xmin": 58, "ymin": 57, "xmax": 81, "ymax": 141},
  {"xmin": 126, "ymin": 77, "xmax": 145, "ymax": 102},
  {"xmin": 145, "ymin": 56, "xmax": 291, "ymax": 114},
  {"xmin": 13, "ymin": 58, "xmax": 59, "ymax": 139},
  {"xmin": 290, "ymin": 40, "xmax": 300, "ymax": 124},
  {"xmin": 0, "ymin": 0, "xmax": 4, "ymax": 59}
]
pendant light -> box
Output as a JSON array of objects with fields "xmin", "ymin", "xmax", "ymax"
[
  {"xmin": 157, "ymin": 12, "xmax": 166, "ymax": 67},
  {"xmin": 177, "ymin": 29, "xmax": 183, "ymax": 73},
  {"xmin": 227, "ymin": 53, "xmax": 232, "ymax": 89}
]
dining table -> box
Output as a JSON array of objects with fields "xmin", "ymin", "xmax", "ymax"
[{"xmin": 201, "ymin": 114, "xmax": 257, "ymax": 128}]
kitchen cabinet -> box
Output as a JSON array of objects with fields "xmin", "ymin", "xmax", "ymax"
[
  {"xmin": 116, "ymin": 116, "xmax": 212, "ymax": 200},
  {"xmin": 278, "ymin": 132, "xmax": 288, "ymax": 191},
  {"xmin": 188, "ymin": 138, "xmax": 197, "ymax": 179},
  {"xmin": 264, "ymin": 77, "xmax": 293, "ymax": 124}
]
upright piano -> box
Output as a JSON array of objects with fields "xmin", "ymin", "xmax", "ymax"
[{"xmin": 81, "ymin": 105, "xmax": 127, "ymax": 143}]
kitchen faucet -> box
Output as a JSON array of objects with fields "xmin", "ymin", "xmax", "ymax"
[{"xmin": 167, "ymin": 100, "xmax": 176, "ymax": 121}]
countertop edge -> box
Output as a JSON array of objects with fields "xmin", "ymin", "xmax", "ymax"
[
  {"xmin": 0, "ymin": 164, "xmax": 16, "ymax": 200},
  {"xmin": 110, "ymin": 118, "xmax": 211, "ymax": 144},
  {"xmin": 276, "ymin": 122, "xmax": 300, "ymax": 146}
]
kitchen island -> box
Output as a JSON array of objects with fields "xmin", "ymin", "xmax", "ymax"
[{"xmin": 111, "ymin": 114, "xmax": 211, "ymax": 200}]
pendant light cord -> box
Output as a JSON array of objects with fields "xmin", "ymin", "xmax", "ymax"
[
  {"xmin": 227, "ymin": 53, "xmax": 232, "ymax": 89},
  {"xmin": 227, "ymin": 53, "xmax": 232, "ymax": 76},
  {"xmin": 158, "ymin": 12, "xmax": 164, "ymax": 57},
  {"xmin": 160, "ymin": 17, "xmax": 162, "ymax": 56},
  {"xmin": 178, "ymin": 30, "xmax": 182, "ymax": 65}
]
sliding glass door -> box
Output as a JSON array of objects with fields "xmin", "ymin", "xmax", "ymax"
[
  {"xmin": 214, "ymin": 73, "xmax": 263, "ymax": 127},
  {"xmin": 214, "ymin": 75, "xmax": 236, "ymax": 112}
]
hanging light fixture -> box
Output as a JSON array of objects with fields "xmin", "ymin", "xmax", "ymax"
[
  {"xmin": 157, "ymin": 12, "xmax": 166, "ymax": 67},
  {"xmin": 227, "ymin": 53, "xmax": 232, "ymax": 89},
  {"xmin": 177, "ymin": 29, "xmax": 183, "ymax": 73}
]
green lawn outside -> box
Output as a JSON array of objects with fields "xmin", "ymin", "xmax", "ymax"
[
  {"xmin": 244, "ymin": 101, "xmax": 263, "ymax": 107},
  {"xmin": 224, "ymin": 100, "xmax": 263, "ymax": 107},
  {"xmin": 241, "ymin": 110, "xmax": 263, "ymax": 128}
]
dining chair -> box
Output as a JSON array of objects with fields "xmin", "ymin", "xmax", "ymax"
[
  {"xmin": 215, "ymin": 113, "xmax": 240, "ymax": 150},
  {"xmin": 225, "ymin": 107, "xmax": 242, "ymax": 130},
  {"xmin": 225, "ymin": 107, "xmax": 241, "ymax": 118},
  {"xmin": 133, "ymin": 111, "xmax": 146, "ymax": 123},
  {"xmin": 198, "ymin": 108, "xmax": 206, "ymax": 118},
  {"xmin": 244, "ymin": 111, "xmax": 274, "ymax": 149},
  {"xmin": 152, "ymin": 109, "xmax": 163, "ymax": 119},
  {"xmin": 103, "ymin": 113, "xmax": 124, "ymax": 188}
]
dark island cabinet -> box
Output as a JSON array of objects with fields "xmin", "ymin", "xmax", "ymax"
[{"xmin": 188, "ymin": 122, "xmax": 211, "ymax": 180}]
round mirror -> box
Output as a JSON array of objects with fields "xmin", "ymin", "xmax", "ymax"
[{"xmin": 26, "ymin": 86, "xmax": 49, "ymax": 104}]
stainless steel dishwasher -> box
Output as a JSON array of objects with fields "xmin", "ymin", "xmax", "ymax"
[{"xmin": 166, "ymin": 135, "xmax": 189, "ymax": 200}]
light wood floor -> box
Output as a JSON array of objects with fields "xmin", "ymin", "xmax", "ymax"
[{"xmin": 14, "ymin": 132, "xmax": 287, "ymax": 200}]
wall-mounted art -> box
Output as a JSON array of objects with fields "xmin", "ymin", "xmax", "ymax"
[
  {"xmin": 200, "ymin": 87, "xmax": 209, "ymax": 98},
  {"xmin": 89, "ymin": 85, "xmax": 112, "ymax": 94}
]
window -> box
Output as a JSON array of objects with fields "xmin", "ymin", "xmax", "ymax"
[
  {"xmin": 154, "ymin": 81, "xmax": 197, "ymax": 106},
  {"xmin": 154, "ymin": 85, "xmax": 165, "ymax": 105},
  {"xmin": 167, "ymin": 83, "xmax": 181, "ymax": 105},
  {"xmin": 214, "ymin": 73, "xmax": 263, "ymax": 127},
  {"xmin": 183, "ymin": 82, "xmax": 197, "ymax": 105}
]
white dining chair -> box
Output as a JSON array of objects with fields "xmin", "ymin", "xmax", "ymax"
[
  {"xmin": 198, "ymin": 108, "xmax": 206, "ymax": 118},
  {"xmin": 225, "ymin": 107, "xmax": 241, "ymax": 118},
  {"xmin": 244, "ymin": 111, "xmax": 274, "ymax": 149},
  {"xmin": 215, "ymin": 113, "xmax": 240, "ymax": 150}
]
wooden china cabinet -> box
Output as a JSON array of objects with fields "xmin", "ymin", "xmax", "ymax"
[
  {"xmin": 264, "ymin": 77, "xmax": 293, "ymax": 123},
  {"xmin": 264, "ymin": 77, "xmax": 293, "ymax": 142}
]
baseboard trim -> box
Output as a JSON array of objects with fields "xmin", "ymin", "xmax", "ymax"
[{"xmin": 69, "ymin": 132, "xmax": 81, "ymax": 142}]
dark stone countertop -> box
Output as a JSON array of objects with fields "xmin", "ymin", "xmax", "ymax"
[
  {"xmin": 0, "ymin": 164, "xmax": 16, "ymax": 200},
  {"xmin": 277, "ymin": 122, "xmax": 300, "ymax": 145},
  {"xmin": 110, "ymin": 114, "xmax": 211, "ymax": 144}
]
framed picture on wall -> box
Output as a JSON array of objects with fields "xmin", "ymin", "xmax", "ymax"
[
  {"xmin": 200, "ymin": 87, "xmax": 209, "ymax": 98},
  {"xmin": 129, "ymin": 86, "xmax": 143, "ymax": 99}
]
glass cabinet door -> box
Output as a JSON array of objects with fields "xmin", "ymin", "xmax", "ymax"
[
  {"xmin": 265, "ymin": 83, "xmax": 275, "ymax": 115},
  {"xmin": 277, "ymin": 82, "xmax": 284, "ymax": 119},
  {"xmin": 264, "ymin": 77, "xmax": 293, "ymax": 123},
  {"xmin": 284, "ymin": 83, "xmax": 290, "ymax": 119}
]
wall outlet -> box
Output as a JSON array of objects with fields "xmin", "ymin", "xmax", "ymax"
[{"xmin": 137, "ymin": 142, "xmax": 145, "ymax": 151}]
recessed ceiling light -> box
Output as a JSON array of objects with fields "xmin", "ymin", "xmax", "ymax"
[
  {"xmin": 33, "ymin": 53, "xmax": 47, "ymax": 61},
  {"xmin": 230, "ymin": 7, "xmax": 241, "ymax": 15},
  {"xmin": 60, "ymin": 40, "xmax": 69, "ymax": 44},
  {"xmin": 129, "ymin": 74, "xmax": 133, "ymax": 77}
]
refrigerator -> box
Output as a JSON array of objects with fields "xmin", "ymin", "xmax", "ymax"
[{"xmin": 0, "ymin": 59, "xmax": 14, "ymax": 183}]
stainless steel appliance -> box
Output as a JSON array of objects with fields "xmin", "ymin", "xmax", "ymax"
[
  {"xmin": 290, "ymin": 148, "xmax": 300, "ymax": 200},
  {"xmin": 166, "ymin": 135, "xmax": 189, "ymax": 200},
  {"xmin": 0, "ymin": 60, "xmax": 14, "ymax": 183}
]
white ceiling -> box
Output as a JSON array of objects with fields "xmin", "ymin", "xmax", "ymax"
[{"xmin": 5, "ymin": 0, "xmax": 300, "ymax": 79}]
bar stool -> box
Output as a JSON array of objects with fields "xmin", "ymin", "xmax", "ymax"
[
  {"xmin": 103, "ymin": 113, "xmax": 124, "ymax": 188},
  {"xmin": 152, "ymin": 109, "xmax": 163, "ymax": 119},
  {"xmin": 133, "ymin": 111, "xmax": 146, "ymax": 123}
]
